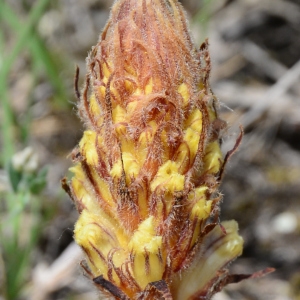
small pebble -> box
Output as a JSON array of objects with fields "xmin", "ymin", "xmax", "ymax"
[{"xmin": 272, "ymin": 212, "xmax": 298, "ymax": 234}]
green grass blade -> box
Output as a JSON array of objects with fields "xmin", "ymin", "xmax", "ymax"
[
  {"xmin": 0, "ymin": 1, "xmax": 69, "ymax": 109},
  {"xmin": 0, "ymin": 0, "xmax": 51, "ymax": 164}
]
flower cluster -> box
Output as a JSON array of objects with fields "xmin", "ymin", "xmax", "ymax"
[{"xmin": 63, "ymin": 0, "xmax": 245, "ymax": 299}]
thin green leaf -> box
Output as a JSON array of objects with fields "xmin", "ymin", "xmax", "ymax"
[
  {"xmin": 0, "ymin": 1, "xmax": 69, "ymax": 109},
  {"xmin": 0, "ymin": 0, "xmax": 51, "ymax": 165},
  {"xmin": 7, "ymin": 161, "xmax": 22, "ymax": 193}
]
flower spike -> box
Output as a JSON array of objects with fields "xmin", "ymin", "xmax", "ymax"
[{"xmin": 62, "ymin": 0, "xmax": 250, "ymax": 299}]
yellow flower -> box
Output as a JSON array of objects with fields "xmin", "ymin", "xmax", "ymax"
[{"xmin": 63, "ymin": 0, "xmax": 244, "ymax": 299}]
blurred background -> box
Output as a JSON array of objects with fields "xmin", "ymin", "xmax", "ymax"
[{"xmin": 0, "ymin": 0, "xmax": 299, "ymax": 299}]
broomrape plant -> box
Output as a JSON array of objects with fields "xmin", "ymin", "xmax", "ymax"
[{"xmin": 62, "ymin": 0, "xmax": 272, "ymax": 299}]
